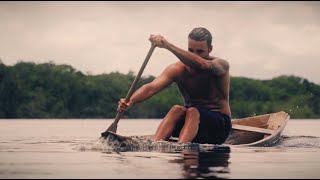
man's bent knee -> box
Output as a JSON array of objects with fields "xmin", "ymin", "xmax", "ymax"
[
  {"xmin": 171, "ymin": 105, "xmax": 187, "ymax": 114},
  {"xmin": 185, "ymin": 107, "xmax": 200, "ymax": 124},
  {"xmin": 186, "ymin": 107, "xmax": 199, "ymax": 114}
]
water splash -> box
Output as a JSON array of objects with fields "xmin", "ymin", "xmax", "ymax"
[
  {"xmin": 75, "ymin": 138, "xmax": 114, "ymax": 152},
  {"xmin": 75, "ymin": 135, "xmax": 230, "ymax": 153}
]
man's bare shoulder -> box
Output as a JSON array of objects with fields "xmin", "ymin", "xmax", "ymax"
[
  {"xmin": 166, "ymin": 62, "xmax": 187, "ymax": 73},
  {"xmin": 211, "ymin": 57, "xmax": 230, "ymax": 71},
  {"xmin": 158, "ymin": 62, "xmax": 186, "ymax": 81},
  {"xmin": 212, "ymin": 56, "xmax": 229, "ymax": 64}
]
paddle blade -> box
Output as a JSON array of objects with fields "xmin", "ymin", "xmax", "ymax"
[
  {"xmin": 101, "ymin": 122, "xmax": 117, "ymax": 137},
  {"xmin": 100, "ymin": 131, "xmax": 131, "ymax": 143}
]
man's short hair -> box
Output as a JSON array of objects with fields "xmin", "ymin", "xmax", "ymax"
[{"xmin": 188, "ymin": 27, "xmax": 212, "ymax": 48}]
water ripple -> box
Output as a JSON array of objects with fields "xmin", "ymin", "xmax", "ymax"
[{"xmin": 274, "ymin": 135, "xmax": 320, "ymax": 148}]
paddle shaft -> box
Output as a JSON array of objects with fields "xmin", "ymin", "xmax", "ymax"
[{"xmin": 112, "ymin": 44, "xmax": 156, "ymax": 127}]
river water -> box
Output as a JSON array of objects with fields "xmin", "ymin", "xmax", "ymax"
[{"xmin": 0, "ymin": 119, "xmax": 320, "ymax": 179}]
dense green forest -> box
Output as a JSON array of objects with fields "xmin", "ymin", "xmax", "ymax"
[{"xmin": 0, "ymin": 61, "xmax": 319, "ymax": 119}]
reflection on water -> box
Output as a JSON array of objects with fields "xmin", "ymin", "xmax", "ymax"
[
  {"xmin": 76, "ymin": 130, "xmax": 320, "ymax": 179},
  {"xmin": 78, "ymin": 134, "xmax": 232, "ymax": 179},
  {"xmin": 169, "ymin": 147, "xmax": 231, "ymax": 179}
]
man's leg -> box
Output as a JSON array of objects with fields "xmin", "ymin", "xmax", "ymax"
[
  {"xmin": 178, "ymin": 107, "xmax": 200, "ymax": 143},
  {"xmin": 154, "ymin": 105, "xmax": 187, "ymax": 141}
]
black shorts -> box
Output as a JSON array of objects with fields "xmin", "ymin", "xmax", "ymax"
[{"xmin": 172, "ymin": 106, "xmax": 232, "ymax": 144}]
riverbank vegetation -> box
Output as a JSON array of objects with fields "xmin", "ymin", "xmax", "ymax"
[{"xmin": 1, "ymin": 62, "xmax": 319, "ymax": 119}]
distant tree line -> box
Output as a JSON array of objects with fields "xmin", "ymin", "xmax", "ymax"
[{"xmin": 0, "ymin": 61, "xmax": 319, "ymax": 119}]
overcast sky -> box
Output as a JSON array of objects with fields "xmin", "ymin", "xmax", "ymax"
[{"xmin": 1, "ymin": 1, "xmax": 320, "ymax": 84}]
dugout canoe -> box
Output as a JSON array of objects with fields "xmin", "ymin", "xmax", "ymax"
[{"xmin": 101, "ymin": 111, "xmax": 290, "ymax": 148}]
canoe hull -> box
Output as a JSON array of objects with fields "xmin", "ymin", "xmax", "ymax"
[{"xmin": 101, "ymin": 111, "xmax": 290, "ymax": 148}]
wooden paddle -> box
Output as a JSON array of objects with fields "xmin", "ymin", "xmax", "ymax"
[{"xmin": 101, "ymin": 44, "xmax": 156, "ymax": 137}]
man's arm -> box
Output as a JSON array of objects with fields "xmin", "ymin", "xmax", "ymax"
[
  {"xmin": 168, "ymin": 43, "xmax": 229, "ymax": 76},
  {"xmin": 149, "ymin": 35, "xmax": 229, "ymax": 76},
  {"xmin": 118, "ymin": 63, "xmax": 182, "ymax": 112}
]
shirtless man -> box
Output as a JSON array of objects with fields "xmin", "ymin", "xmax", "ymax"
[{"xmin": 118, "ymin": 27, "xmax": 232, "ymax": 144}]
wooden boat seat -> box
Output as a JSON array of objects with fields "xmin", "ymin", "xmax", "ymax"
[
  {"xmin": 266, "ymin": 112, "xmax": 287, "ymax": 130},
  {"xmin": 232, "ymin": 124, "xmax": 273, "ymax": 135}
]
